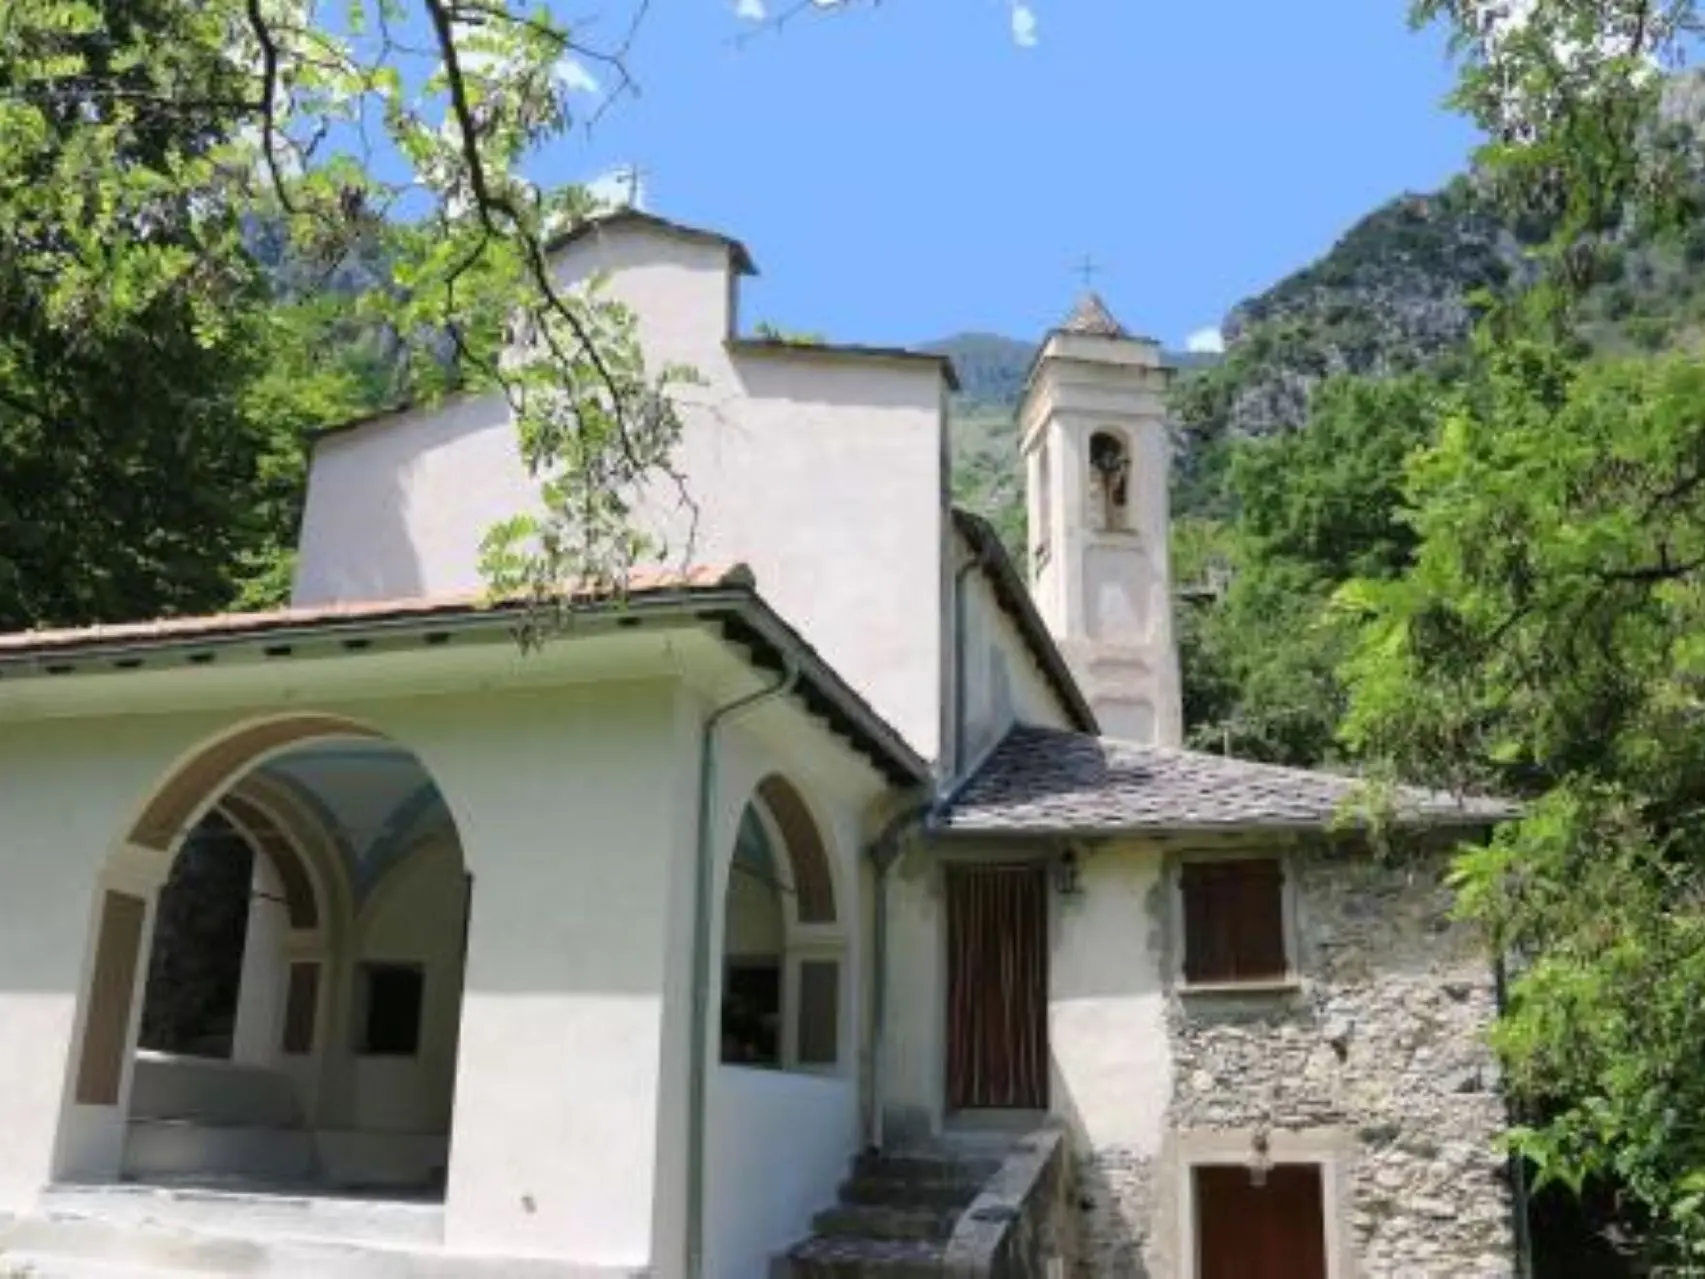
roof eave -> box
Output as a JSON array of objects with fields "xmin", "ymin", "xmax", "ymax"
[
  {"xmin": 950, "ymin": 509, "xmax": 1097, "ymax": 735},
  {"xmin": 727, "ymin": 337, "xmax": 961, "ymax": 392},
  {"xmin": 0, "ymin": 589, "xmax": 928, "ymax": 790},
  {"xmin": 928, "ymin": 812, "xmax": 1509, "ymax": 841}
]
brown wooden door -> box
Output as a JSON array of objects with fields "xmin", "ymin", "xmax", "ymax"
[
  {"xmin": 1196, "ymin": 1164, "xmax": 1328, "ymax": 1279},
  {"xmin": 945, "ymin": 864, "xmax": 1048, "ymax": 1110}
]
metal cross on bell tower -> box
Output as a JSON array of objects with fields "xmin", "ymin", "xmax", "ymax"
[{"xmin": 1072, "ymin": 254, "xmax": 1106, "ymax": 292}]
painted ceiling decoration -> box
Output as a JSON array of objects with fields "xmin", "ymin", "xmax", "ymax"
[{"xmin": 252, "ymin": 742, "xmax": 457, "ymax": 903}]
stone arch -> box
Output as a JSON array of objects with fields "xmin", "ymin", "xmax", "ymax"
[{"xmin": 123, "ymin": 714, "xmax": 385, "ymax": 855}]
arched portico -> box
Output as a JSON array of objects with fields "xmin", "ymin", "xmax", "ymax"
[{"xmin": 56, "ymin": 713, "xmax": 470, "ymax": 1195}]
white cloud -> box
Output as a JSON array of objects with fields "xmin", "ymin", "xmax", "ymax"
[
  {"xmin": 1010, "ymin": 3, "xmax": 1038, "ymax": 47},
  {"xmin": 1186, "ymin": 327, "xmax": 1225, "ymax": 355},
  {"xmin": 735, "ymin": 0, "xmax": 765, "ymax": 17},
  {"xmin": 585, "ymin": 165, "xmax": 647, "ymax": 211},
  {"xmin": 554, "ymin": 55, "xmax": 601, "ymax": 95}
]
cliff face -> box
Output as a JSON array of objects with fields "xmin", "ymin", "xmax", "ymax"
[{"xmin": 1204, "ymin": 183, "xmax": 1526, "ymax": 441}]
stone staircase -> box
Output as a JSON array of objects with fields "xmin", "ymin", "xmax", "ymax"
[{"xmin": 772, "ymin": 1146, "xmax": 1005, "ymax": 1278}]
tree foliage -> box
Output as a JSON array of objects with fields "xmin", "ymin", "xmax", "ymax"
[
  {"xmin": 1339, "ymin": 328, "xmax": 1705, "ymax": 1260},
  {"xmin": 1180, "ymin": 375, "xmax": 1436, "ymax": 765},
  {"xmin": 0, "ymin": 0, "xmax": 687, "ymax": 632},
  {"xmin": 1312, "ymin": 2, "xmax": 1705, "ymax": 1258}
]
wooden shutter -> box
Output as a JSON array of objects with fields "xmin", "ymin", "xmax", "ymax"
[
  {"xmin": 1232, "ymin": 859, "xmax": 1287, "ymax": 980},
  {"xmin": 1180, "ymin": 862, "xmax": 1228, "ymax": 983},
  {"xmin": 1181, "ymin": 858, "xmax": 1288, "ymax": 984}
]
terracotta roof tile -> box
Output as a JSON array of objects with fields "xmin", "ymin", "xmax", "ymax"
[
  {"xmin": 0, "ymin": 564, "xmax": 751, "ymax": 657},
  {"xmin": 937, "ymin": 725, "xmax": 1513, "ymax": 834}
]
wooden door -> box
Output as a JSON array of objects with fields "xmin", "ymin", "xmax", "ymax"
[
  {"xmin": 944, "ymin": 864, "xmax": 1048, "ymax": 1110},
  {"xmin": 1196, "ymin": 1164, "xmax": 1328, "ymax": 1279}
]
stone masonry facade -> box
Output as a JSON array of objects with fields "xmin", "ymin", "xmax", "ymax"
[{"xmin": 1071, "ymin": 840, "xmax": 1515, "ymax": 1279}]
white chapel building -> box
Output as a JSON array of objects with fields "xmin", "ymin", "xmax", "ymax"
[{"xmin": 0, "ymin": 211, "xmax": 1517, "ymax": 1278}]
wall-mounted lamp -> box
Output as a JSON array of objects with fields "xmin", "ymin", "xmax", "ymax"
[
  {"xmin": 1054, "ymin": 847, "xmax": 1083, "ymax": 898},
  {"xmin": 1248, "ymin": 1127, "xmax": 1273, "ymax": 1189}
]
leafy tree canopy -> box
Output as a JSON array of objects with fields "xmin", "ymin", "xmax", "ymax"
[{"xmin": 0, "ymin": 0, "xmax": 685, "ymax": 631}]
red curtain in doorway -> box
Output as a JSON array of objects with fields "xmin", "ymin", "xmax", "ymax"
[{"xmin": 945, "ymin": 864, "xmax": 1048, "ymax": 1111}]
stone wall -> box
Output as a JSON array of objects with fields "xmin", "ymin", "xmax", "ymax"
[{"xmin": 1069, "ymin": 840, "xmax": 1515, "ymax": 1279}]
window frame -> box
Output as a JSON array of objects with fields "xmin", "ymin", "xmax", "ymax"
[
  {"xmin": 784, "ymin": 947, "xmax": 842, "ymax": 1072},
  {"xmin": 719, "ymin": 796, "xmax": 848, "ymax": 1076},
  {"xmin": 1169, "ymin": 849, "xmax": 1301, "ymax": 993}
]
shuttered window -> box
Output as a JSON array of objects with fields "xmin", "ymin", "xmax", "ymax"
[{"xmin": 1180, "ymin": 858, "xmax": 1289, "ymax": 984}]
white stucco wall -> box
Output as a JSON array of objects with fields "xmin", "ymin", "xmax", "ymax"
[
  {"xmin": 953, "ymin": 527, "xmax": 1078, "ymax": 771},
  {"xmin": 0, "ymin": 632, "xmax": 894, "ymax": 1274},
  {"xmin": 1049, "ymin": 846, "xmax": 1171, "ymax": 1156},
  {"xmin": 705, "ymin": 1066, "xmax": 855, "ymax": 1279},
  {"xmin": 0, "ymin": 676, "xmax": 688, "ymax": 1268},
  {"xmin": 293, "ymin": 220, "xmax": 949, "ymax": 758},
  {"xmin": 1019, "ymin": 335, "xmax": 1182, "ymax": 747},
  {"xmin": 879, "ymin": 841, "xmax": 1171, "ymax": 1154},
  {"xmin": 660, "ymin": 692, "xmax": 878, "ymax": 1279}
]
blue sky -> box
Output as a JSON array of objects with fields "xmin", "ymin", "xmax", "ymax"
[{"xmin": 546, "ymin": 1, "xmax": 1480, "ymax": 351}]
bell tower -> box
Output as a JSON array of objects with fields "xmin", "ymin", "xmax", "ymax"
[{"xmin": 1019, "ymin": 293, "xmax": 1181, "ymax": 745}]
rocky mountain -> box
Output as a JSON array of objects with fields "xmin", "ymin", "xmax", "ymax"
[
  {"xmin": 928, "ymin": 181, "xmax": 1536, "ymax": 546},
  {"xmin": 941, "ymin": 141, "xmax": 1705, "ymax": 542}
]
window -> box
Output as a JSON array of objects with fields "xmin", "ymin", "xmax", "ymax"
[
  {"xmin": 357, "ymin": 963, "xmax": 425, "ymax": 1056},
  {"xmin": 722, "ymin": 961, "xmax": 782, "ymax": 1066},
  {"xmin": 718, "ymin": 784, "xmax": 843, "ymax": 1071},
  {"xmin": 1179, "ymin": 857, "xmax": 1289, "ymax": 985}
]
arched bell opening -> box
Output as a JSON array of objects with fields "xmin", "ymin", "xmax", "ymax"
[{"xmin": 1088, "ymin": 429, "xmax": 1133, "ymax": 532}]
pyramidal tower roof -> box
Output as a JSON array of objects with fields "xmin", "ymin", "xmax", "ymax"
[{"xmin": 1059, "ymin": 291, "xmax": 1128, "ymax": 338}]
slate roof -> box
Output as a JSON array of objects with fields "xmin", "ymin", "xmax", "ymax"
[
  {"xmin": 1059, "ymin": 292, "xmax": 1128, "ymax": 338},
  {"xmin": 935, "ymin": 724, "xmax": 1513, "ymax": 835}
]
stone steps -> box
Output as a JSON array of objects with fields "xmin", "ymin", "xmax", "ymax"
[
  {"xmin": 771, "ymin": 1143, "xmax": 1005, "ymax": 1278},
  {"xmin": 836, "ymin": 1177, "xmax": 975, "ymax": 1212},
  {"xmin": 773, "ymin": 1235, "xmax": 946, "ymax": 1279},
  {"xmin": 809, "ymin": 1204, "xmax": 957, "ymax": 1243},
  {"xmin": 850, "ymin": 1152, "xmax": 1001, "ymax": 1185}
]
